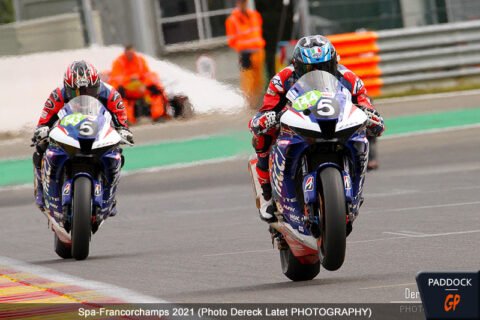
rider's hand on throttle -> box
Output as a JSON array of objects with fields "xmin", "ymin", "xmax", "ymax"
[
  {"xmin": 118, "ymin": 128, "xmax": 134, "ymax": 144},
  {"xmin": 361, "ymin": 107, "xmax": 385, "ymax": 137},
  {"xmin": 32, "ymin": 126, "xmax": 49, "ymax": 144}
]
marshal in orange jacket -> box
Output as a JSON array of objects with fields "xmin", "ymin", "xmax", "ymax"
[
  {"xmin": 109, "ymin": 51, "xmax": 158, "ymax": 88},
  {"xmin": 225, "ymin": 8, "xmax": 265, "ymax": 52}
]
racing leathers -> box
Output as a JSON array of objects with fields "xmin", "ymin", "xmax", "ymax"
[
  {"xmin": 33, "ymin": 81, "xmax": 131, "ymax": 212},
  {"xmin": 249, "ymin": 64, "xmax": 385, "ymax": 221}
]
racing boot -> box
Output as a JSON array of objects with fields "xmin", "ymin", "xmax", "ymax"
[{"xmin": 259, "ymin": 183, "xmax": 276, "ymax": 223}]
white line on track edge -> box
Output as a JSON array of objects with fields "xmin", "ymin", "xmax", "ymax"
[{"xmin": 0, "ymin": 256, "xmax": 166, "ymax": 303}]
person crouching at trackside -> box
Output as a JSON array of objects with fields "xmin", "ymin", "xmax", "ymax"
[
  {"xmin": 249, "ymin": 35, "xmax": 385, "ymax": 223},
  {"xmin": 32, "ymin": 60, "xmax": 134, "ymax": 214}
]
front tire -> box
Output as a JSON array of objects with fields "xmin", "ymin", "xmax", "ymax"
[
  {"xmin": 318, "ymin": 167, "xmax": 347, "ymax": 271},
  {"xmin": 280, "ymin": 245, "xmax": 320, "ymax": 281},
  {"xmin": 71, "ymin": 177, "xmax": 92, "ymax": 260}
]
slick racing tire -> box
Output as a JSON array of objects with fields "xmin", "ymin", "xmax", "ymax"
[
  {"xmin": 71, "ymin": 177, "xmax": 92, "ymax": 260},
  {"xmin": 318, "ymin": 167, "xmax": 347, "ymax": 271},
  {"xmin": 280, "ymin": 245, "xmax": 320, "ymax": 281},
  {"xmin": 54, "ymin": 234, "xmax": 72, "ymax": 259}
]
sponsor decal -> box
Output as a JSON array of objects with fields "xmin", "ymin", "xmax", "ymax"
[
  {"xmin": 304, "ymin": 176, "xmax": 314, "ymax": 191},
  {"xmin": 310, "ymin": 46, "xmax": 324, "ymax": 59},
  {"xmin": 416, "ymin": 272, "xmax": 479, "ymax": 319},
  {"xmin": 277, "ymin": 139, "xmax": 290, "ymax": 146},
  {"xmin": 266, "ymin": 88, "xmax": 276, "ymax": 96},
  {"xmin": 116, "ymin": 100, "xmax": 125, "ymax": 110},
  {"xmin": 44, "ymin": 100, "xmax": 54, "ymax": 109},
  {"xmin": 272, "ymin": 151, "xmax": 286, "ymax": 194},
  {"xmin": 94, "ymin": 184, "xmax": 102, "ymax": 196},
  {"xmin": 40, "ymin": 110, "xmax": 48, "ymax": 119},
  {"xmin": 282, "ymin": 204, "xmax": 296, "ymax": 213},
  {"xmin": 354, "ymin": 78, "xmax": 364, "ymax": 94},
  {"xmin": 344, "ymin": 175, "xmax": 351, "ymax": 189},
  {"xmin": 63, "ymin": 183, "xmax": 71, "ymax": 195},
  {"xmin": 289, "ymin": 214, "xmax": 301, "ymax": 222},
  {"xmin": 272, "ymin": 76, "xmax": 283, "ymax": 92},
  {"xmin": 60, "ymin": 113, "xmax": 87, "ymax": 127},
  {"xmin": 51, "ymin": 90, "xmax": 60, "ymax": 102}
]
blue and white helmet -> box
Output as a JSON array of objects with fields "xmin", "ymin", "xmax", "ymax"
[{"xmin": 292, "ymin": 35, "xmax": 337, "ymax": 78}]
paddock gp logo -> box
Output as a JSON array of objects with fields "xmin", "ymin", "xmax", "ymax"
[{"xmin": 416, "ymin": 271, "xmax": 479, "ymax": 319}]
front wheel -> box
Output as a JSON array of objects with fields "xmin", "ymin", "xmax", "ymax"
[
  {"xmin": 71, "ymin": 177, "xmax": 92, "ymax": 260},
  {"xmin": 280, "ymin": 245, "xmax": 320, "ymax": 281},
  {"xmin": 318, "ymin": 167, "xmax": 347, "ymax": 271}
]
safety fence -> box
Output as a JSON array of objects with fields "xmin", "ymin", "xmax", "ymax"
[{"xmin": 276, "ymin": 19, "xmax": 480, "ymax": 97}]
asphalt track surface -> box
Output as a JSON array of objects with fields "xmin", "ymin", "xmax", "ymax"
[{"xmin": 1, "ymin": 126, "xmax": 479, "ymax": 303}]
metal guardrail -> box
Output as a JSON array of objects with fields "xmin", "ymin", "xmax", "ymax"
[
  {"xmin": 377, "ymin": 19, "xmax": 480, "ymax": 90},
  {"xmin": 276, "ymin": 19, "xmax": 480, "ymax": 96}
]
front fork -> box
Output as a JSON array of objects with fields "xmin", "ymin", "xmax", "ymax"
[{"xmin": 300, "ymin": 156, "xmax": 322, "ymax": 238}]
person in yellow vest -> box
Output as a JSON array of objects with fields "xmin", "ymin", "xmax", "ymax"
[{"xmin": 225, "ymin": 0, "xmax": 266, "ymax": 107}]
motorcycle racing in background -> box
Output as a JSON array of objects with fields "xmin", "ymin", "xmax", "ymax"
[
  {"xmin": 34, "ymin": 96, "xmax": 133, "ymax": 260},
  {"xmin": 249, "ymin": 70, "xmax": 371, "ymax": 281}
]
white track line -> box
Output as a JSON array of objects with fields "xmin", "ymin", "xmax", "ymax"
[
  {"xmin": 367, "ymin": 201, "xmax": 480, "ymax": 214},
  {"xmin": 0, "ymin": 256, "xmax": 166, "ymax": 303},
  {"xmin": 360, "ymin": 283, "xmax": 417, "ymax": 290}
]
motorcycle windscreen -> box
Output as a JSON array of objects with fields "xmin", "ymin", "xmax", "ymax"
[
  {"xmin": 56, "ymin": 95, "xmax": 108, "ymax": 140},
  {"xmin": 58, "ymin": 95, "xmax": 106, "ymax": 119},
  {"xmin": 287, "ymin": 70, "xmax": 352, "ymax": 106}
]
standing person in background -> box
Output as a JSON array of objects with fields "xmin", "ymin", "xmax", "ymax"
[{"xmin": 225, "ymin": 0, "xmax": 266, "ymax": 108}]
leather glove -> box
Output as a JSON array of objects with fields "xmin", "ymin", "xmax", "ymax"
[
  {"xmin": 32, "ymin": 126, "xmax": 49, "ymax": 144},
  {"xmin": 117, "ymin": 127, "xmax": 134, "ymax": 144},
  {"xmin": 361, "ymin": 107, "xmax": 385, "ymax": 137},
  {"xmin": 249, "ymin": 111, "xmax": 278, "ymax": 135}
]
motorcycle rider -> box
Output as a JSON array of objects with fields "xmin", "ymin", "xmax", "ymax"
[
  {"xmin": 249, "ymin": 35, "xmax": 385, "ymax": 222},
  {"xmin": 32, "ymin": 60, "xmax": 134, "ymax": 211}
]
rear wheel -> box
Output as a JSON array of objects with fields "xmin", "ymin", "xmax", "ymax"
[
  {"xmin": 54, "ymin": 234, "xmax": 71, "ymax": 259},
  {"xmin": 318, "ymin": 167, "xmax": 347, "ymax": 271},
  {"xmin": 71, "ymin": 177, "xmax": 92, "ymax": 260},
  {"xmin": 280, "ymin": 245, "xmax": 320, "ymax": 281}
]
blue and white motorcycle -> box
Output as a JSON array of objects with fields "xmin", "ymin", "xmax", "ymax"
[
  {"xmin": 36, "ymin": 95, "xmax": 132, "ymax": 260},
  {"xmin": 249, "ymin": 70, "xmax": 369, "ymax": 281}
]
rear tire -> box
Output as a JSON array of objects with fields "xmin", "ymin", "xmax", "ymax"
[
  {"xmin": 71, "ymin": 177, "xmax": 92, "ymax": 260},
  {"xmin": 54, "ymin": 234, "xmax": 72, "ymax": 259},
  {"xmin": 280, "ymin": 246, "xmax": 320, "ymax": 281},
  {"xmin": 318, "ymin": 167, "xmax": 347, "ymax": 271}
]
